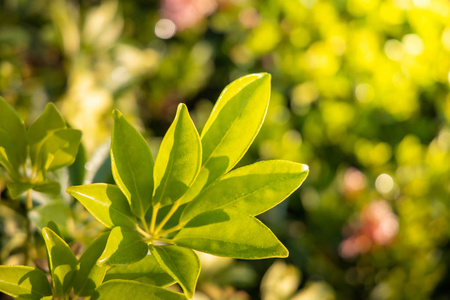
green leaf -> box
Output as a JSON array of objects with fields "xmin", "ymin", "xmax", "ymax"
[
  {"xmin": 98, "ymin": 226, "xmax": 148, "ymax": 266},
  {"xmin": 27, "ymin": 102, "xmax": 66, "ymax": 168},
  {"xmin": 6, "ymin": 181, "xmax": 32, "ymax": 199},
  {"xmin": 30, "ymin": 201, "xmax": 72, "ymax": 235},
  {"xmin": 174, "ymin": 209, "xmax": 288, "ymax": 259},
  {"xmin": 153, "ymin": 103, "xmax": 201, "ymax": 206},
  {"xmin": 111, "ymin": 110, "xmax": 154, "ymax": 219},
  {"xmin": 181, "ymin": 161, "xmax": 309, "ymax": 222},
  {"xmin": 73, "ymin": 232, "xmax": 109, "ymax": 297},
  {"xmin": 0, "ymin": 128, "xmax": 21, "ymax": 180},
  {"xmin": 149, "ymin": 245, "xmax": 200, "ymax": 298},
  {"xmin": 182, "ymin": 73, "xmax": 271, "ymax": 203},
  {"xmin": 92, "ymin": 280, "xmax": 187, "ymax": 300},
  {"xmin": 35, "ymin": 129, "xmax": 82, "ymax": 179},
  {"xmin": 42, "ymin": 227, "xmax": 79, "ymax": 299},
  {"xmin": 0, "ymin": 97, "xmax": 27, "ymax": 172},
  {"xmin": 104, "ymin": 255, "xmax": 175, "ymax": 287},
  {"xmin": 0, "ymin": 265, "xmax": 52, "ymax": 299},
  {"xmin": 32, "ymin": 181, "xmax": 61, "ymax": 195},
  {"xmin": 66, "ymin": 183, "xmax": 137, "ymax": 229}
]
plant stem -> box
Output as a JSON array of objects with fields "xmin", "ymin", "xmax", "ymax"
[
  {"xmin": 149, "ymin": 203, "xmax": 160, "ymax": 234},
  {"xmin": 136, "ymin": 225, "xmax": 152, "ymax": 239},
  {"xmin": 153, "ymin": 200, "xmax": 181, "ymax": 235},
  {"xmin": 158, "ymin": 224, "xmax": 182, "ymax": 237},
  {"xmin": 24, "ymin": 189, "xmax": 32, "ymax": 265},
  {"xmin": 140, "ymin": 216, "xmax": 149, "ymax": 233}
]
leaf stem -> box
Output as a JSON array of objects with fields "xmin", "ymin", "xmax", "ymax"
[
  {"xmin": 149, "ymin": 203, "xmax": 160, "ymax": 234},
  {"xmin": 24, "ymin": 189, "xmax": 32, "ymax": 265},
  {"xmin": 136, "ymin": 225, "xmax": 152, "ymax": 239},
  {"xmin": 158, "ymin": 224, "xmax": 182, "ymax": 237},
  {"xmin": 156, "ymin": 238, "xmax": 174, "ymax": 245},
  {"xmin": 140, "ymin": 216, "xmax": 149, "ymax": 233},
  {"xmin": 153, "ymin": 200, "xmax": 181, "ymax": 235}
]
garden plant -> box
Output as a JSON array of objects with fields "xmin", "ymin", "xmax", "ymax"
[{"xmin": 0, "ymin": 73, "xmax": 309, "ymax": 299}]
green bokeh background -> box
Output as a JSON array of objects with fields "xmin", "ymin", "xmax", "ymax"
[{"xmin": 0, "ymin": 0, "xmax": 449, "ymax": 299}]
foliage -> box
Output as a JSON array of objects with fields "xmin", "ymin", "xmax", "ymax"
[{"xmin": 0, "ymin": 74, "xmax": 308, "ymax": 299}]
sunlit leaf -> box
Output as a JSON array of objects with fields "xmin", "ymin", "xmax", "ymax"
[
  {"xmin": 92, "ymin": 280, "xmax": 187, "ymax": 300},
  {"xmin": 181, "ymin": 161, "xmax": 309, "ymax": 222},
  {"xmin": 66, "ymin": 183, "xmax": 137, "ymax": 228},
  {"xmin": 0, "ymin": 129, "xmax": 21, "ymax": 180},
  {"xmin": 98, "ymin": 226, "xmax": 148, "ymax": 266},
  {"xmin": 73, "ymin": 232, "xmax": 109, "ymax": 297},
  {"xmin": 42, "ymin": 227, "xmax": 79, "ymax": 299},
  {"xmin": 111, "ymin": 110, "xmax": 154, "ymax": 218},
  {"xmin": 104, "ymin": 255, "xmax": 175, "ymax": 287},
  {"xmin": 153, "ymin": 103, "xmax": 201, "ymax": 206},
  {"xmin": 174, "ymin": 209, "xmax": 288, "ymax": 259},
  {"xmin": 0, "ymin": 265, "xmax": 52, "ymax": 300},
  {"xmin": 149, "ymin": 244, "xmax": 200, "ymax": 298},
  {"xmin": 182, "ymin": 73, "xmax": 271, "ymax": 203}
]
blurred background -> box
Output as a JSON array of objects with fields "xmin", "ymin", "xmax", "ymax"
[{"xmin": 0, "ymin": 0, "xmax": 449, "ymax": 299}]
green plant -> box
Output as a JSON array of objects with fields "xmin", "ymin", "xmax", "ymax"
[{"xmin": 0, "ymin": 73, "xmax": 308, "ymax": 299}]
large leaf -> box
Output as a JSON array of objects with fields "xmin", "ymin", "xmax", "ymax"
[
  {"xmin": 153, "ymin": 103, "xmax": 201, "ymax": 206},
  {"xmin": 104, "ymin": 255, "xmax": 175, "ymax": 287},
  {"xmin": 0, "ymin": 97, "xmax": 27, "ymax": 172},
  {"xmin": 42, "ymin": 227, "xmax": 79, "ymax": 299},
  {"xmin": 174, "ymin": 209, "xmax": 288, "ymax": 259},
  {"xmin": 111, "ymin": 110, "xmax": 154, "ymax": 219},
  {"xmin": 27, "ymin": 102, "xmax": 66, "ymax": 168},
  {"xmin": 73, "ymin": 232, "xmax": 109, "ymax": 297},
  {"xmin": 149, "ymin": 245, "xmax": 199, "ymax": 298},
  {"xmin": 182, "ymin": 73, "xmax": 271, "ymax": 203},
  {"xmin": 0, "ymin": 265, "xmax": 52, "ymax": 299},
  {"xmin": 98, "ymin": 226, "xmax": 148, "ymax": 266},
  {"xmin": 66, "ymin": 183, "xmax": 137, "ymax": 228},
  {"xmin": 92, "ymin": 280, "xmax": 187, "ymax": 300},
  {"xmin": 181, "ymin": 161, "xmax": 309, "ymax": 222}
]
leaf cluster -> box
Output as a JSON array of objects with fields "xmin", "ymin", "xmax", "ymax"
[{"xmin": 0, "ymin": 73, "xmax": 308, "ymax": 299}]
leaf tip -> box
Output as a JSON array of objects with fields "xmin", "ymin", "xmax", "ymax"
[{"xmin": 112, "ymin": 109, "xmax": 123, "ymax": 120}]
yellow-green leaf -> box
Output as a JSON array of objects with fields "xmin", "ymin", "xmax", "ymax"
[{"xmin": 0, "ymin": 265, "xmax": 52, "ymax": 299}]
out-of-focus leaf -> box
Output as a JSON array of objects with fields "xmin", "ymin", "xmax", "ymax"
[
  {"xmin": 0, "ymin": 265, "xmax": 52, "ymax": 299},
  {"xmin": 32, "ymin": 181, "xmax": 60, "ymax": 195},
  {"xmin": 149, "ymin": 244, "xmax": 200, "ymax": 298},
  {"xmin": 174, "ymin": 209, "xmax": 288, "ymax": 259},
  {"xmin": 181, "ymin": 161, "xmax": 309, "ymax": 222},
  {"xmin": 92, "ymin": 280, "xmax": 187, "ymax": 300},
  {"xmin": 0, "ymin": 129, "xmax": 21, "ymax": 180},
  {"xmin": 73, "ymin": 232, "xmax": 109, "ymax": 297},
  {"xmin": 153, "ymin": 103, "xmax": 201, "ymax": 206},
  {"xmin": 182, "ymin": 73, "xmax": 271, "ymax": 203},
  {"xmin": 27, "ymin": 103, "xmax": 66, "ymax": 168},
  {"xmin": 111, "ymin": 110, "xmax": 154, "ymax": 219},
  {"xmin": 42, "ymin": 227, "xmax": 79, "ymax": 299},
  {"xmin": 30, "ymin": 201, "xmax": 72, "ymax": 235},
  {"xmin": 104, "ymin": 255, "xmax": 175, "ymax": 287},
  {"xmin": 98, "ymin": 226, "xmax": 148, "ymax": 266},
  {"xmin": 0, "ymin": 97, "xmax": 27, "ymax": 172},
  {"xmin": 66, "ymin": 183, "xmax": 136, "ymax": 228},
  {"xmin": 6, "ymin": 181, "xmax": 32, "ymax": 199}
]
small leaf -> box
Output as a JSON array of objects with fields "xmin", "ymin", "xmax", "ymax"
[
  {"xmin": 149, "ymin": 244, "xmax": 200, "ymax": 298},
  {"xmin": 73, "ymin": 232, "xmax": 110, "ymax": 297},
  {"xmin": 27, "ymin": 102, "xmax": 66, "ymax": 168},
  {"xmin": 0, "ymin": 97, "xmax": 27, "ymax": 172},
  {"xmin": 181, "ymin": 161, "xmax": 309, "ymax": 222},
  {"xmin": 6, "ymin": 181, "xmax": 32, "ymax": 199},
  {"xmin": 182, "ymin": 73, "xmax": 271, "ymax": 203},
  {"xmin": 0, "ymin": 265, "xmax": 52, "ymax": 299},
  {"xmin": 42, "ymin": 227, "xmax": 79, "ymax": 299},
  {"xmin": 104, "ymin": 255, "xmax": 175, "ymax": 287},
  {"xmin": 92, "ymin": 280, "xmax": 187, "ymax": 300},
  {"xmin": 32, "ymin": 181, "xmax": 61, "ymax": 195},
  {"xmin": 0, "ymin": 129, "xmax": 21, "ymax": 180},
  {"xmin": 153, "ymin": 103, "xmax": 201, "ymax": 206},
  {"xmin": 111, "ymin": 110, "xmax": 154, "ymax": 218},
  {"xmin": 174, "ymin": 209, "xmax": 288, "ymax": 259},
  {"xmin": 66, "ymin": 184, "xmax": 137, "ymax": 228},
  {"xmin": 98, "ymin": 226, "xmax": 148, "ymax": 266}
]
